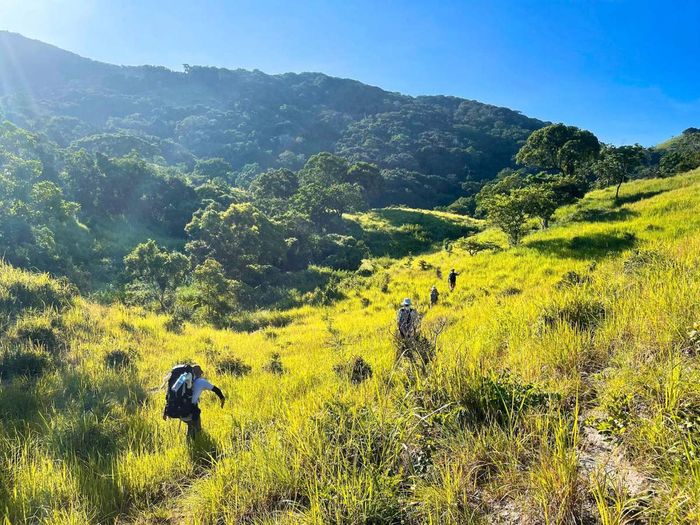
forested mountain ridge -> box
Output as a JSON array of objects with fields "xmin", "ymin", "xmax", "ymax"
[{"xmin": 0, "ymin": 30, "xmax": 546, "ymax": 203}]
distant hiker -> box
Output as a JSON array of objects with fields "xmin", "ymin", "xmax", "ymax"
[
  {"xmin": 397, "ymin": 298, "xmax": 419, "ymax": 338},
  {"xmin": 163, "ymin": 363, "xmax": 225, "ymax": 439},
  {"xmin": 430, "ymin": 286, "xmax": 439, "ymax": 307},
  {"xmin": 448, "ymin": 269, "xmax": 459, "ymax": 291}
]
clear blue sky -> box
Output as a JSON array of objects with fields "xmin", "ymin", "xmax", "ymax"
[{"xmin": 1, "ymin": 0, "xmax": 698, "ymax": 145}]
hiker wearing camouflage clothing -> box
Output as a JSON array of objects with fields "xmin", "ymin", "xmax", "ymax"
[{"xmin": 397, "ymin": 298, "xmax": 419, "ymax": 338}]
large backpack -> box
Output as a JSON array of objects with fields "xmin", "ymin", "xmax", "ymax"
[
  {"xmin": 398, "ymin": 307, "xmax": 414, "ymax": 333},
  {"xmin": 164, "ymin": 364, "xmax": 194, "ymax": 419}
]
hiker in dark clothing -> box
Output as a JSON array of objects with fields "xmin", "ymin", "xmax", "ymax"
[
  {"xmin": 163, "ymin": 364, "xmax": 225, "ymax": 439},
  {"xmin": 448, "ymin": 269, "xmax": 458, "ymax": 291},
  {"xmin": 430, "ymin": 286, "xmax": 439, "ymax": 307},
  {"xmin": 397, "ymin": 298, "xmax": 419, "ymax": 338}
]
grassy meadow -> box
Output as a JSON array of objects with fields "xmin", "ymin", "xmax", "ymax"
[{"xmin": 3, "ymin": 170, "xmax": 700, "ymax": 523}]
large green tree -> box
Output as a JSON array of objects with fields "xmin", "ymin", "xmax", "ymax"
[
  {"xmin": 479, "ymin": 190, "xmax": 531, "ymax": 246},
  {"xmin": 516, "ymin": 124, "xmax": 601, "ymax": 177},
  {"xmin": 124, "ymin": 240, "xmax": 189, "ymax": 310},
  {"xmin": 185, "ymin": 202, "xmax": 287, "ymax": 279},
  {"xmin": 190, "ymin": 258, "xmax": 240, "ymax": 326},
  {"xmin": 594, "ymin": 144, "xmax": 647, "ymax": 200}
]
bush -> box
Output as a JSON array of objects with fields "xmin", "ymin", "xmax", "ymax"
[
  {"xmin": 334, "ymin": 356, "xmax": 373, "ymax": 384},
  {"xmin": 499, "ymin": 286, "xmax": 522, "ymax": 297},
  {"xmin": 264, "ymin": 352, "xmax": 285, "ymax": 375},
  {"xmin": 540, "ymin": 295, "xmax": 606, "ymax": 331},
  {"xmin": 556, "ymin": 270, "xmax": 591, "ymax": 289},
  {"xmin": 216, "ymin": 357, "xmax": 252, "ymax": 377},
  {"xmin": 394, "ymin": 333, "xmax": 435, "ymax": 366},
  {"xmin": 460, "ymin": 238, "xmax": 501, "ymax": 256},
  {"xmin": 623, "ymin": 248, "xmax": 669, "ymax": 274},
  {"xmin": 229, "ymin": 310, "xmax": 293, "ymax": 332},
  {"xmin": 0, "ymin": 346, "xmax": 52, "ymax": 379},
  {"xmin": 8, "ymin": 313, "xmax": 66, "ymax": 355},
  {"xmin": 164, "ymin": 305, "xmax": 193, "ymax": 333},
  {"xmin": 356, "ymin": 259, "xmax": 375, "ymax": 276},
  {"xmin": 0, "ymin": 263, "xmax": 74, "ymax": 322},
  {"xmin": 104, "ymin": 349, "xmax": 136, "ymax": 370},
  {"xmin": 314, "ymin": 234, "xmax": 369, "ymax": 271}
]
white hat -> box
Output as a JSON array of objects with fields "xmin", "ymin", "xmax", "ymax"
[{"xmin": 402, "ymin": 298, "xmax": 412, "ymax": 306}]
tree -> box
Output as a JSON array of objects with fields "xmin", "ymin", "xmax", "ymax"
[
  {"xmin": 185, "ymin": 202, "xmax": 286, "ymax": 279},
  {"xmin": 478, "ymin": 190, "xmax": 531, "ymax": 246},
  {"xmin": 124, "ymin": 240, "xmax": 189, "ymax": 310},
  {"xmin": 193, "ymin": 158, "xmax": 234, "ymax": 182},
  {"xmin": 191, "ymin": 258, "xmax": 239, "ymax": 325},
  {"xmin": 297, "ymin": 152, "xmax": 349, "ymax": 187},
  {"xmin": 250, "ymin": 168, "xmax": 298, "ymax": 200},
  {"xmin": 594, "ymin": 145, "xmax": 646, "ymax": 200},
  {"xmin": 519, "ymin": 184, "xmax": 558, "ymax": 228},
  {"xmin": 345, "ymin": 162, "xmax": 384, "ymax": 204},
  {"xmin": 516, "ymin": 124, "xmax": 601, "ymax": 177},
  {"xmin": 291, "ymin": 182, "xmax": 366, "ymax": 226}
]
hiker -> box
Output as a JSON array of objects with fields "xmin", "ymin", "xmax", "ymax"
[
  {"xmin": 163, "ymin": 364, "xmax": 225, "ymax": 439},
  {"xmin": 448, "ymin": 268, "xmax": 458, "ymax": 291},
  {"xmin": 397, "ymin": 298, "xmax": 419, "ymax": 338},
  {"xmin": 430, "ymin": 285, "xmax": 439, "ymax": 307}
]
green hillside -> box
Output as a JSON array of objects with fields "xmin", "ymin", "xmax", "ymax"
[
  {"xmin": 2, "ymin": 169, "xmax": 700, "ymax": 523},
  {"xmin": 0, "ymin": 31, "xmax": 546, "ymax": 208}
]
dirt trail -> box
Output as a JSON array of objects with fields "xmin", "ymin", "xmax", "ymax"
[{"xmin": 578, "ymin": 411, "xmax": 649, "ymax": 498}]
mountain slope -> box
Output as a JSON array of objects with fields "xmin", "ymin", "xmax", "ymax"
[
  {"xmin": 0, "ymin": 31, "xmax": 545, "ymax": 198},
  {"xmin": 2, "ymin": 169, "xmax": 700, "ymax": 523}
]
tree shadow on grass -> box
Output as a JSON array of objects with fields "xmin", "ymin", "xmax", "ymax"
[
  {"xmin": 526, "ymin": 231, "xmax": 637, "ymax": 260},
  {"xmin": 615, "ymin": 190, "xmax": 664, "ymax": 206},
  {"xmin": 352, "ymin": 208, "xmax": 479, "ymax": 258},
  {"xmin": 568, "ymin": 207, "xmax": 638, "ymax": 223}
]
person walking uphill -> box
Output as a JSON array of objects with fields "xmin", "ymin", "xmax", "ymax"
[
  {"xmin": 397, "ymin": 298, "xmax": 419, "ymax": 338},
  {"xmin": 163, "ymin": 363, "xmax": 225, "ymax": 439},
  {"xmin": 430, "ymin": 285, "xmax": 439, "ymax": 307},
  {"xmin": 448, "ymin": 269, "xmax": 459, "ymax": 292}
]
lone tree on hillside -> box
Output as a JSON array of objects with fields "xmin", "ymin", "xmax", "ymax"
[
  {"xmin": 478, "ymin": 190, "xmax": 531, "ymax": 246},
  {"xmin": 516, "ymin": 123, "xmax": 601, "ymax": 177},
  {"xmin": 594, "ymin": 144, "xmax": 646, "ymax": 200}
]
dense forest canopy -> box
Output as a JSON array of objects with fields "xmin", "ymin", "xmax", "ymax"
[{"xmin": 0, "ymin": 31, "xmax": 545, "ymax": 208}]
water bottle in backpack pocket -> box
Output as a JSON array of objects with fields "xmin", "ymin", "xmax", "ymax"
[{"xmin": 164, "ymin": 364, "xmax": 194, "ymax": 420}]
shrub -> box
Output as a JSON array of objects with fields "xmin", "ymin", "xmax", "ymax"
[
  {"xmin": 556, "ymin": 270, "xmax": 591, "ymax": 289},
  {"xmin": 540, "ymin": 295, "xmax": 606, "ymax": 331},
  {"xmin": 623, "ymin": 248, "xmax": 669, "ymax": 274},
  {"xmin": 460, "ymin": 239, "xmax": 501, "ymax": 256},
  {"xmin": 164, "ymin": 305, "xmax": 193, "ymax": 333},
  {"xmin": 499, "ymin": 286, "xmax": 522, "ymax": 297},
  {"xmin": 104, "ymin": 349, "xmax": 136, "ymax": 370},
  {"xmin": 229, "ymin": 310, "xmax": 293, "ymax": 332},
  {"xmin": 394, "ymin": 333, "xmax": 435, "ymax": 366},
  {"xmin": 0, "ymin": 263, "xmax": 74, "ymax": 322},
  {"xmin": 8, "ymin": 313, "xmax": 66, "ymax": 355},
  {"xmin": 417, "ymin": 259, "xmax": 433, "ymax": 271},
  {"xmin": 264, "ymin": 353, "xmax": 285, "ymax": 375},
  {"xmin": 0, "ymin": 346, "xmax": 52, "ymax": 379},
  {"xmin": 356, "ymin": 259, "xmax": 375, "ymax": 276},
  {"xmin": 314, "ymin": 234, "xmax": 369, "ymax": 271},
  {"xmin": 216, "ymin": 357, "xmax": 252, "ymax": 377},
  {"xmin": 334, "ymin": 356, "xmax": 373, "ymax": 384}
]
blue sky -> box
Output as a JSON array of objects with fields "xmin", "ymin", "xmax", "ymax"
[{"xmin": 1, "ymin": 0, "xmax": 698, "ymax": 145}]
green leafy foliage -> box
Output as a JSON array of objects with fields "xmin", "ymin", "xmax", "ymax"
[{"xmin": 124, "ymin": 240, "xmax": 189, "ymax": 310}]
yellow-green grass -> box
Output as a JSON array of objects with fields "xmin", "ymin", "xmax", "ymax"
[
  {"xmin": 345, "ymin": 206, "xmax": 481, "ymax": 257},
  {"xmin": 2, "ymin": 170, "xmax": 700, "ymax": 523}
]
